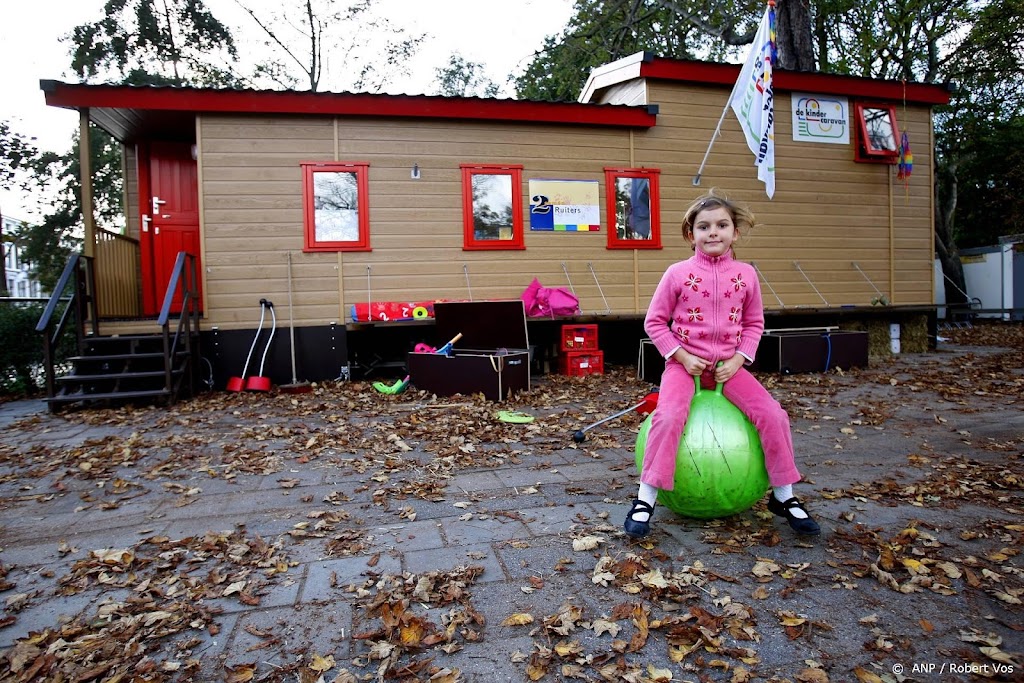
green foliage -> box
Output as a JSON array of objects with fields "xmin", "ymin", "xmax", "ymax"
[
  {"xmin": 515, "ymin": 0, "xmax": 741, "ymax": 101},
  {"xmin": 0, "ymin": 120, "xmax": 40, "ymax": 185},
  {"xmin": 435, "ymin": 54, "xmax": 502, "ymax": 98},
  {"xmin": 0, "ymin": 303, "xmax": 47, "ymax": 396},
  {"xmin": 16, "ymin": 127, "xmax": 118, "ymax": 292},
  {"xmin": 935, "ymin": 0, "xmax": 1024, "ymax": 248},
  {"xmin": 69, "ymin": 0, "xmax": 241, "ymax": 86},
  {"xmin": 954, "ymin": 117, "xmax": 1024, "ymax": 247}
]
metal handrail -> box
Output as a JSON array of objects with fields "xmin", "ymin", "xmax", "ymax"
[
  {"xmin": 157, "ymin": 252, "xmax": 201, "ymax": 402},
  {"xmin": 35, "ymin": 254, "xmax": 99, "ymax": 400}
]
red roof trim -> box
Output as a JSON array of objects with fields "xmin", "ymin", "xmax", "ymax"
[
  {"xmin": 40, "ymin": 81, "xmax": 657, "ymax": 128},
  {"xmin": 639, "ymin": 59, "xmax": 950, "ymax": 105}
]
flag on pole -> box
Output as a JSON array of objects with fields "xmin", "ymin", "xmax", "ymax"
[{"xmin": 729, "ymin": 2, "xmax": 777, "ymax": 198}]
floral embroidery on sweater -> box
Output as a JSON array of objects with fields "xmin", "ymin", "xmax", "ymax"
[{"xmin": 685, "ymin": 273, "xmax": 702, "ymax": 291}]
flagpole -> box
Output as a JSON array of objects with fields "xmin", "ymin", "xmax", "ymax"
[
  {"xmin": 692, "ymin": 0, "xmax": 776, "ymax": 189},
  {"xmin": 692, "ymin": 100, "xmax": 733, "ymax": 186}
]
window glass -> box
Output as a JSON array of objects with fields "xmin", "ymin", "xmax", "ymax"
[
  {"xmin": 313, "ymin": 171, "xmax": 360, "ymax": 242},
  {"xmin": 605, "ymin": 167, "xmax": 661, "ymax": 249},
  {"xmin": 302, "ymin": 162, "xmax": 370, "ymax": 252},
  {"xmin": 471, "ymin": 173, "xmax": 514, "ymax": 241},
  {"xmin": 862, "ymin": 107, "xmax": 897, "ymax": 152},
  {"xmin": 461, "ymin": 165, "xmax": 524, "ymax": 250},
  {"xmin": 615, "ymin": 177, "xmax": 652, "ymax": 240},
  {"xmin": 854, "ymin": 103, "xmax": 900, "ymax": 162}
]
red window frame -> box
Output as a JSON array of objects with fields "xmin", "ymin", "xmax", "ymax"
[
  {"xmin": 604, "ymin": 167, "xmax": 662, "ymax": 249},
  {"xmin": 853, "ymin": 103, "xmax": 900, "ymax": 164},
  {"xmin": 302, "ymin": 161, "xmax": 371, "ymax": 252},
  {"xmin": 460, "ymin": 164, "xmax": 525, "ymax": 251}
]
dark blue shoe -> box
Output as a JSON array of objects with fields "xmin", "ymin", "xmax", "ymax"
[
  {"xmin": 768, "ymin": 494, "xmax": 821, "ymax": 535},
  {"xmin": 623, "ymin": 499, "xmax": 654, "ymax": 538}
]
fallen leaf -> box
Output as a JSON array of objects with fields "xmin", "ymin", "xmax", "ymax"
[
  {"xmin": 852, "ymin": 667, "xmax": 884, "ymax": 682},
  {"xmin": 796, "ymin": 668, "xmax": 829, "ymax": 683},
  {"xmin": 572, "ymin": 536, "xmax": 604, "ymax": 552},
  {"xmin": 502, "ymin": 613, "xmax": 535, "ymax": 626}
]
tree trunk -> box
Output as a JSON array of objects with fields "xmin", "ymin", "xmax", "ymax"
[
  {"xmin": 0, "ymin": 207, "xmax": 8, "ymax": 297},
  {"xmin": 776, "ymin": 0, "xmax": 816, "ymax": 71}
]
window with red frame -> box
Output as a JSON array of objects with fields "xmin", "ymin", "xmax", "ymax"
[
  {"xmin": 302, "ymin": 161, "xmax": 371, "ymax": 252},
  {"xmin": 853, "ymin": 103, "xmax": 900, "ymax": 163},
  {"xmin": 461, "ymin": 164, "xmax": 524, "ymax": 250},
  {"xmin": 605, "ymin": 167, "xmax": 661, "ymax": 249}
]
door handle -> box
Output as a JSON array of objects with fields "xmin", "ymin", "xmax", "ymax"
[
  {"xmin": 142, "ymin": 215, "xmax": 151, "ymax": 232},
  {"xmin": 152, "ymin": 196, "xmax": 167, "ymax": 213}
]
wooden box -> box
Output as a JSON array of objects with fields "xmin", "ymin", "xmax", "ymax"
[
  {"xmin": 407, "ymin": 300, "xmax": 530, "ymax": 401},
  {"xmin": 754, "ymin": 329, "xmax": 869, "ymax": 374}
]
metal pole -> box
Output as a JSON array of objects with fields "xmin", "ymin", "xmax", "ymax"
[{"xmin": 692, "ymin": 100, "xmax": 734, "ymax": 186}]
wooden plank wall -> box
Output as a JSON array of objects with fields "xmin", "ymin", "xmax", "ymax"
[
  {"xmin": 639, "ymin": 81, "xmax": 935, "ymax": 310},
  {"xmin": 199, "ymin": 116, "xmax": 639, "ymax": 330},
  {"xmin": 196, "ymin": 82, "xmax": 935, "ymax": 331}
]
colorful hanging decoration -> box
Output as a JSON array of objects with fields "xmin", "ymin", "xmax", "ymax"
[{"xmin": 897, "ymin": 131, "xmax": 913, "ymax": 181}]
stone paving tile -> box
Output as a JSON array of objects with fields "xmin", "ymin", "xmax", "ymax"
[
  {"xmin": 491, "ymin": 466, "xmax": 568, "ymax": 489},
  {"xmin": 219, "ymin": 602, "xmax": 351, "ymax": 669},
  {"xmin": 492, "ymin": 534, "xmax": 574, "ymax": 581},
  {"xmin": 0, "ymin": 539, "xmax": 77, "ymax": 568},
  {"xmin": 72, "ymin": 498, "xmax": 167, "ymax": 531},
  {"xmin": 518, "ymin": 501, "xmax": 596, "ymax": 536},
  {"xmin": 437, "ymin": 513, "xmax": 530, "ymax": 547},
  {"xmin": 364, "ymin": 519, "xmax": 445, "ymax": 553},
  {"xmin": 0, "ymin": 590, "xmax": 102, "ymax": 648},
  {"xmin": 301, "ymin": 553, "xmax": 403, "ymax": 601},
  {"xmin": 205, "ymin": 571, "xmax": 304, "ymax": 616},
  {"xmin": 1, "ymin": 508, "xmax": 94, "ymax": 544},
  {"xmin": 446, "ymin": 469, "xmax": 506, "ymax": 494},
  {"xmin": 402, "ymin": 542, "xmax": 506, "ymax": 583},
  {"xmin": 256, "ymin": 466, "xmax": 327, "ymax": 490}
]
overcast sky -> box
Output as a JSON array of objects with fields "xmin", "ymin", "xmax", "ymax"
[{"xmin": 0, "ymin": 0, "xmax": 574, "ymax": 220}]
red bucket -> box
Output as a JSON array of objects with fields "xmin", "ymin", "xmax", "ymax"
[
  {"xmin": 245, "ymin": 375, "xmax": 272, "ymax": 392},
  {"xmin": 226, "ymin": 376, "xmax": 245, "ymax": 392}
]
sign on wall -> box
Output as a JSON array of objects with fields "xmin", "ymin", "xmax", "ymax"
[
  {"xmin": 528, "ymin": 179, "xmax": 600, "ymax": 231},
  {"xmin": 792, "ymin": 93, "xmax": 850, "ymax": 144}
]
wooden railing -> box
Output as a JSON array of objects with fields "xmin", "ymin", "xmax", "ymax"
[
  {"xmin": 35, "ymin": 254, "xmax": 99, "ymax": 399},
  {"xmin": 94, "ymin": 228, "xmax": 142, "ymax": 318}
]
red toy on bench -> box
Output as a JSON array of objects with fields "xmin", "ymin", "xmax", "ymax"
[{"xmin": 351, "ymin": 301, "xmax": 435, "ymax": 322}]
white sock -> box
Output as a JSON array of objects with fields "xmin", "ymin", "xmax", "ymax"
[
  {"xmin": 632, "ymin": 482, "xmax": 659, "ymax": 522},
  {"xmin": 772, "ymin": 484, "xmax": 808, "ymax": 519}
]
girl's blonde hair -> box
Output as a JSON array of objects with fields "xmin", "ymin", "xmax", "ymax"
[{"xmin": 681, "ymin": 189, "xmax": 758, "ymax": 244}]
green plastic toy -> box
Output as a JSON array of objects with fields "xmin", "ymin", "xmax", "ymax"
[{"xmin": 634, "ymin": 375, "xmax": 769, "ymax": 519}]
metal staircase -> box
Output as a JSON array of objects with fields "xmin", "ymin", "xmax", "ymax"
[{"xmin": 37, "ymin": 251, "xmax": 202, "ymax": 411}]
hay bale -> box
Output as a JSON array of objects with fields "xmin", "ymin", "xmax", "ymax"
[
  {"xmin": 844, "ymin": 314, "xmax": 928, "ymax": 357},
  {"xmin": 899, "ymin": 315, "xmax": 929, "ymax": 353}
]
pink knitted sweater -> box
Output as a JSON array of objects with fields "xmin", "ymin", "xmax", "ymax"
[{"xmin": 644, "ymin": 249, "xmax": 764, "ymax": 364}]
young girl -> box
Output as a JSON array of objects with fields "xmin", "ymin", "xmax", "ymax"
[{"xmin": 625, "ymin": 190, "xmax": 820, "ymax": 538}]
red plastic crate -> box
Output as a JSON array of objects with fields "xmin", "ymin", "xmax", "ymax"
[
  {"xmin": 560, "ymin": 324, "xmax": 599, "ymax": 351},
  {"xmin": 560, "ymin": 350, "xmax": 604, "ymax": 376}
]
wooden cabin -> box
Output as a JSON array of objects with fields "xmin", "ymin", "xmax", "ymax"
[{"xmin": 40, "ymin": 52, "xmax": 949, "ymax": 393}]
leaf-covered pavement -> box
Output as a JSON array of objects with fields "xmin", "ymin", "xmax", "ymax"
[{"xmin": 0, "ymin": 323, "xmax": 1021, "ymax": 682}]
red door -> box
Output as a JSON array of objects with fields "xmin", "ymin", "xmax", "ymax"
[{"xmin": 144, "ymin": 141, "xmax": 202, "ymax": 315}]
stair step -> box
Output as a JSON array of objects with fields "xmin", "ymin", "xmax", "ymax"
[
  {"xmin": 68, "ymin": 352, "xmax": 186, "ymax": 362},
  {"xmin": 45, "ymin": 388, "xmax": 172, "ymax": 405},
  {"xmin": 56, "ymin": 370, "xmax": 182, "ymax": 383}
]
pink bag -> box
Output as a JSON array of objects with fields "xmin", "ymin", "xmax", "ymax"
[{"xmin": 521, "ymin": 278, "xmax": 581, "ymax": 317}]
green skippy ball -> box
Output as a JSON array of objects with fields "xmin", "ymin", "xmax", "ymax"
[{"xmin": 634, "ymin": 376, "xmax": 769, "ymax": 519}]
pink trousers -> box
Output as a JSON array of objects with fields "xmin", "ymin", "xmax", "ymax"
[{"xmin": 640, "ymin": 360, "xmax": 802, "ymax": 491}]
